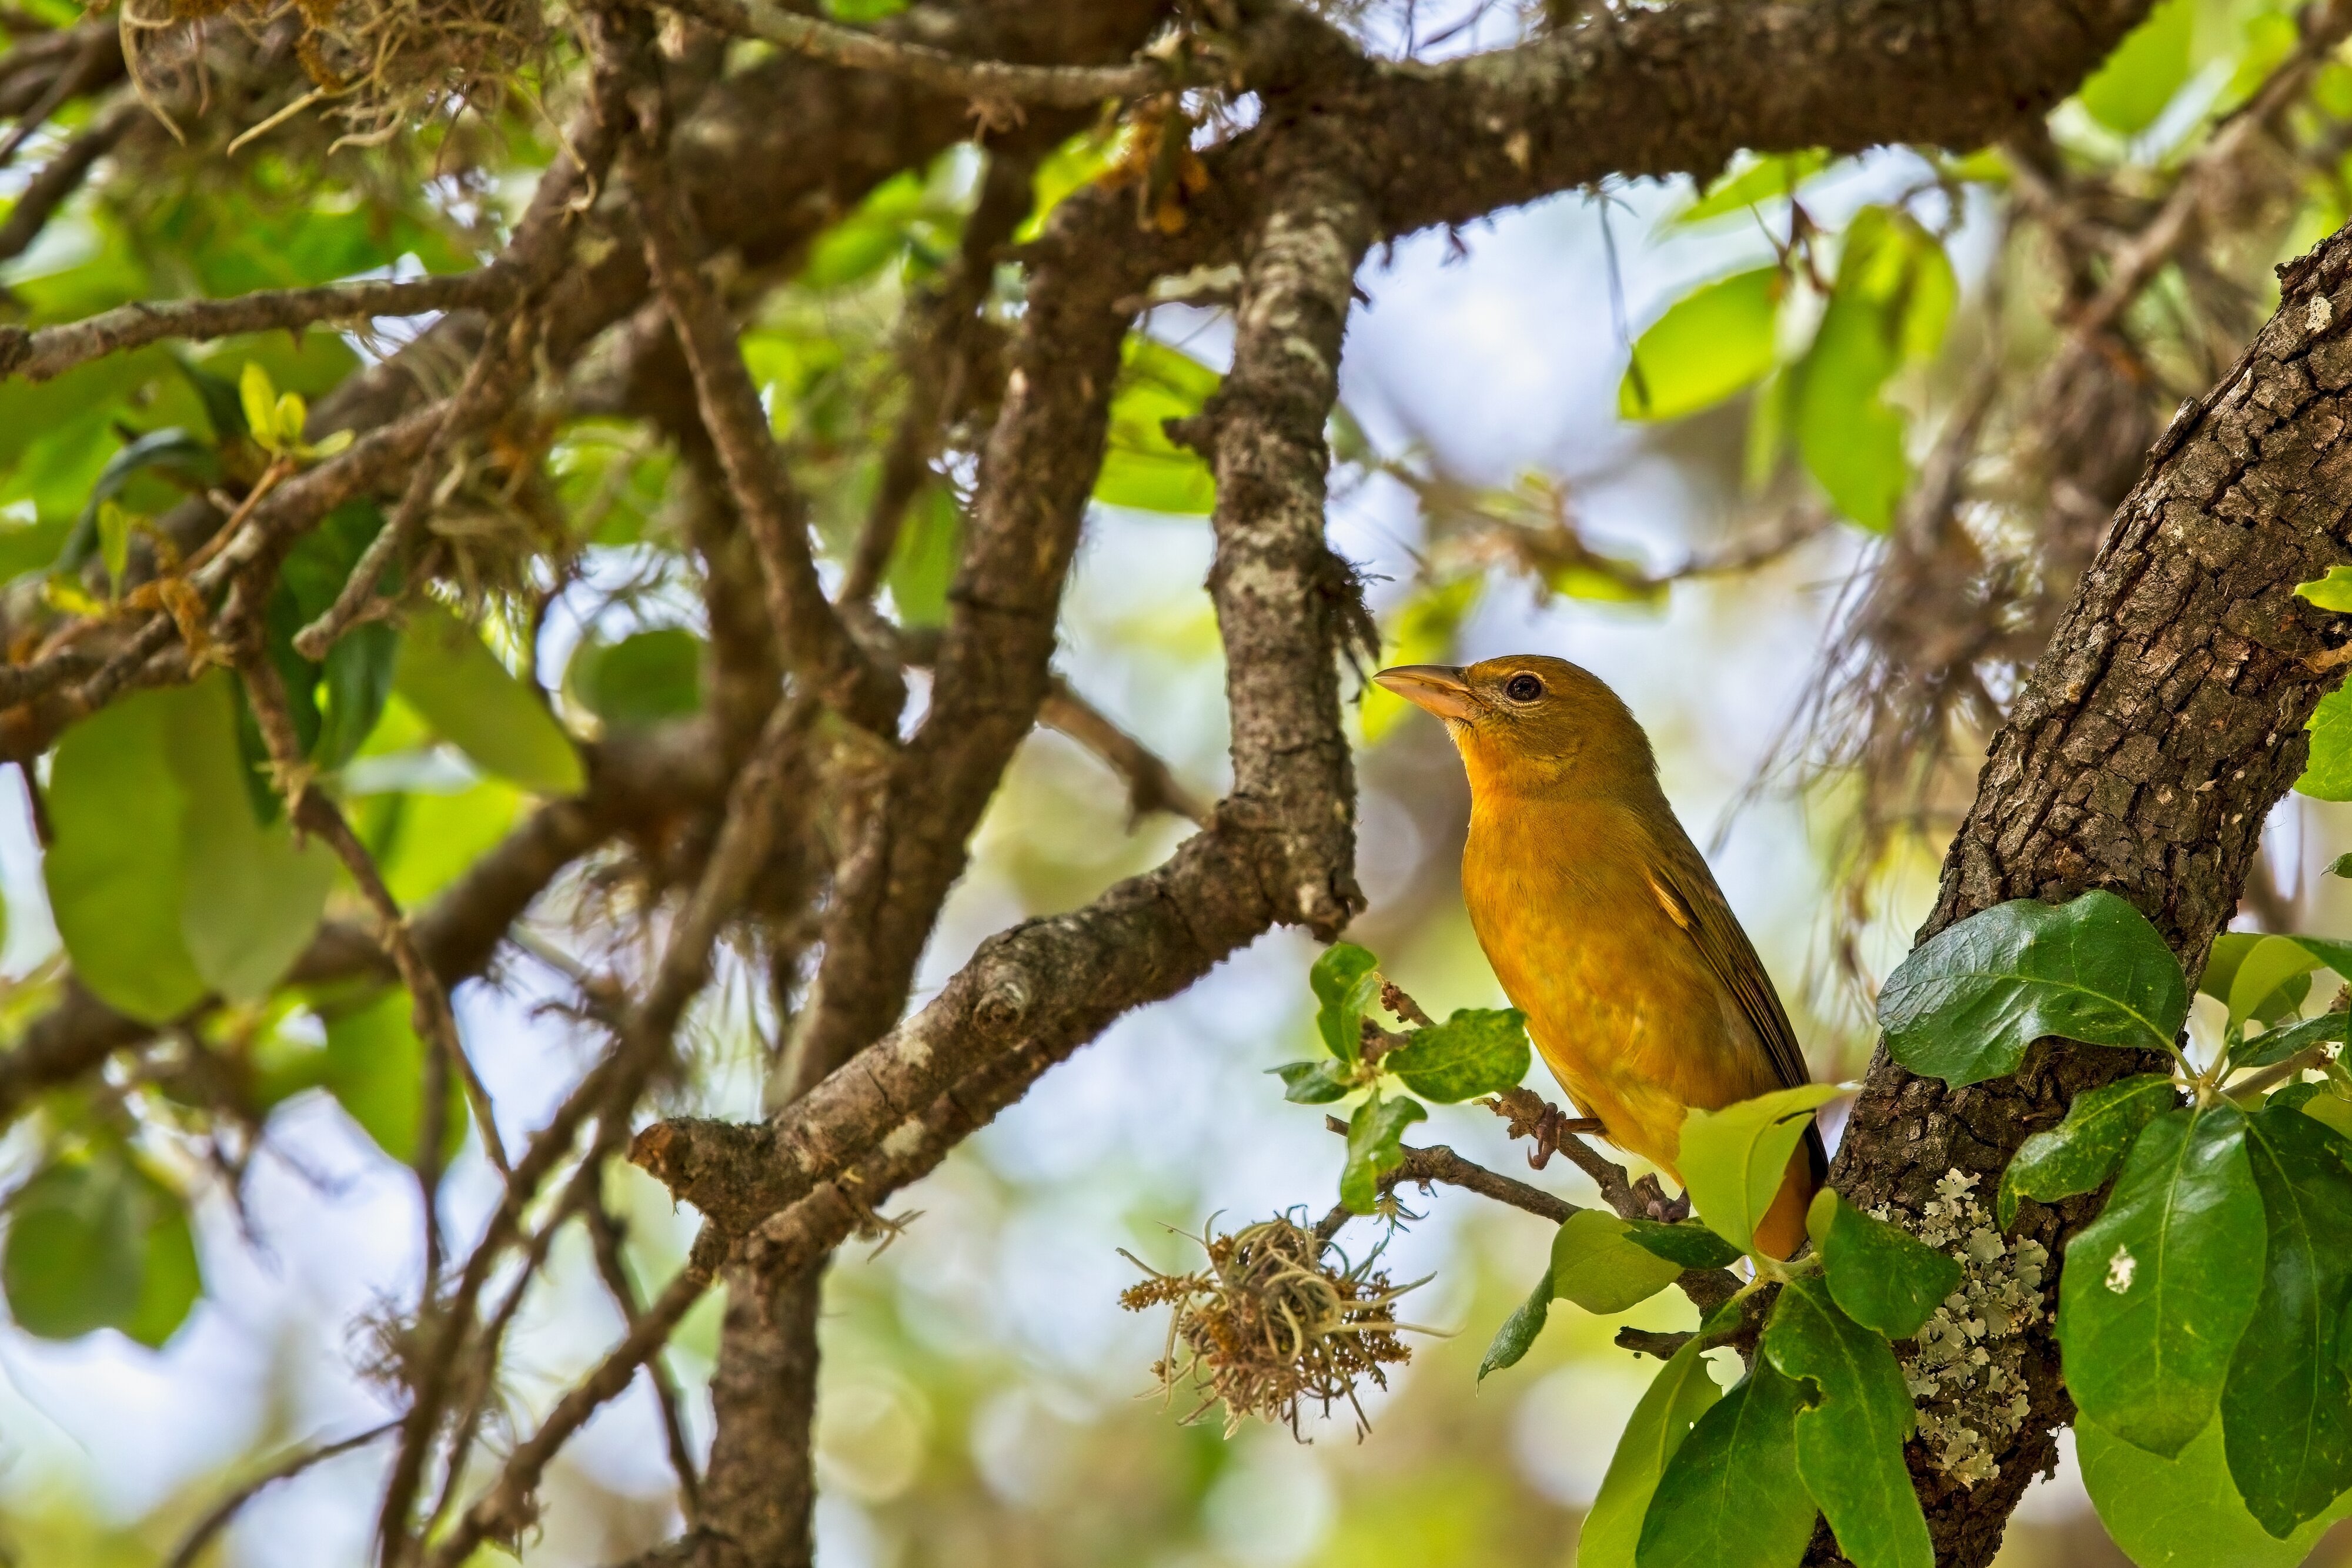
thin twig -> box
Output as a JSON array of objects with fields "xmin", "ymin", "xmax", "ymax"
[
  {"xmin": 163, "ymin": 1421, "xmax": 402, "ymax": 1568},
  {"xmin": 650, "ymin": 0, "xmax": 1177, "ymax": 108},
  {"xmin": 583, "ymin": 1196, "xmax": 703, "ymax": 1513},
  {"xmin": 426, "ymin": 1228, "xmax": 727, "ymax": 1568},
  {"xmin": 0, "ymin": 266, "xmax": 516, "ymax": 383},
  {"xmin": 624, "ymin": 102, "xmax": 897, "ymax": 730},
  {"xmin": 1041, "ymin": 679, "xmax": 1211, "ymax": 827},
  {"xmin": 1312, "ymin": 1136, "xmax": 1579, "ymax": 1242},
  {"xmin": 0, "ymin": 92, "xmax": 139, "ymax": 269}
]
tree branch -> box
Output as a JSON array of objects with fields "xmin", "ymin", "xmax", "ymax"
[{"xmin": 1826, "ymin": 217, "xmax": 2352, "ymax": 1566}]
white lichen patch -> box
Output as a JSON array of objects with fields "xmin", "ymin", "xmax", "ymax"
[{"xmin": 1875, "ymin": 1168, "xmax": 2049, "ymax": 1489}]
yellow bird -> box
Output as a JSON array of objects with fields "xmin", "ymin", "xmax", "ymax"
[{"xmin": 1374, "ymin": 654, "xmax": 1823, "ymax": 1259}]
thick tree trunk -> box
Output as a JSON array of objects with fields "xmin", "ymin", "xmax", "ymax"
[{"xmin": 1825, "ymin": 223, "xmax": 2352, "ymax": 1564}]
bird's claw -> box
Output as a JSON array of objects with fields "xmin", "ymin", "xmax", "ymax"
[{"xmin": 1631, "ymin": 1174, "xmax": 1689, "ymax": 1225}]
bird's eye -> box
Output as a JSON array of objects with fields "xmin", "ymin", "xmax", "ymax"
[{"xmin": 1504, "ymin": 673, "xmax": 1544, "ymax": 702}]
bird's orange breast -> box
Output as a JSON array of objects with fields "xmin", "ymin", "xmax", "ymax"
[{"xmin": 1459, "ymin": 791, "xmax": 1786, "ymax": 1179}]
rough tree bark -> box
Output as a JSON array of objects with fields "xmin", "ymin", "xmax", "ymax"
[{"xmin": 1826, "ymin": 229, "xmax": 2352, "ymax": 1564}]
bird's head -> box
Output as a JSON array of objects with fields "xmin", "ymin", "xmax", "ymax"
[{"xmin": 1372, "ymin": 654, "xmax": 1657, "ymax": 798}]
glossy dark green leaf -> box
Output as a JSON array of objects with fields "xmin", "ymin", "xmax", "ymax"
[
  {"xmin": 2079, "ymin": 1416, "xmax": 2346, "ymax": 1568},
  {"xmin": 1579, "ymin": 1339, "xmax": 1720, "ymax": 1568},
  {"xmin": 1878, "ymin": 891, "xmax": 2188, "ymax": 1088},
  {"xmin": 2078, "ymin": 0, "xmax": 2193, "ymax": 136},
  {"xmin": 1619, "ymin": 267, "xmax": 1782, "ymax": 422},
  {"xmin": 1309, "ymin": 942, "xmax": 1379, "ymax": 1066},
  {"xmin": 323, "ymin": 989, "xmax": 469, "ymax": 1165},
  {"xmin": 1383, "ymin": 1007, "xmax": 1531, "ymax": 1102},
  {"xmin": 44, "ymin": 688, "xmax": 207, "ymax": 1022},
  {"xmin": 1479, "ymin": 1264, "xmax": 1553, "ymax": 1382},
  {"xmin": 570, "ymin": 628, "xmax": 706, "ymax": 730},
  {"xmin": 1339, "ymin": 1094, "xmax": 1425, "ymax": 1215},
  {"xmin": 393, "ymin": 603, "xmax": 584, "ymax": 795},
  {"xmin": 1997, "ymin": 1074, "xmax": 2179, "ymax": 1228},
  {"xmin": 1763, "ymin": 1275, "xmax": 1931, "ymax": 1568},
  {"xmin": 1269, "ymin": 1059, "xmax": 1351, "ymax": 1104},
  {"xmin": 2221, "ymin": 1106, "xmax": 2352, "ymax": 1536},
  {"xmin": 2237, "ymin": 1011, "xmax": 2349, "ymax": 1072},
  {"xmin": 2059, "ymin": 1105, "xmax": 2264, "ymax": 1457},
  {"xmin": 1681, "ymin": 1082, "xmax": 1846, "ymax": 1254},
  {"xmin": 1636, "ymin": 1360, "xmax": 1817, "ymax": 1568},
  {"xmin": 1622, "ymin": 1219, "xmax": 1745, "ymax": 1272},
  {"xmin": 1807, "ymin": 1189, "xmax": 1963, "ymax": 1339},
  {"xmin": 1548, "ymin": 1211, "xmax": 1685, "ymax": 1314}
]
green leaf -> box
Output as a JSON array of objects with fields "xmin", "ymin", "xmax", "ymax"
[
  {"xmin": 2304, "ymin": 1088, "xmax": 2352, "ymax": 1144},
  {"xmin": 1339, "ymin": 1094, "xmax": 1425, "ymax": 1215},
  {"xmin": 2080, "ymin": 1416, "xmax": 2347, "ymax": 1568},
  {"xmin": 1675, "ymin": 152, "xmax": 1830, "ymax": 226},
  {"xmin": 1310, "ymin": 942, "xmax": 1379, "ymax": 1066},
  {"xmin": 239, "ymin": 360, "xmax": 282, "ymax": 450},
  {"xmin": 1579, "ymin": 1338, "xmax": 1720, "ymax": 1568},
  {"xmin": 570, "ymin": 628, "xmax": 706, "ymax": 730},
  {"xmin": 393, "ymin": 603, "xmax": 584, "ymax": 795},
  {"xmin": 1998, "ymin": 1073, "xmax": 2179, "ymax": 1228},
  {"xmin": 1679, "ymin": 1082, "xmax": 1846, "ymax": 1254},
  {"xmin": 1762, "ymin": 1275, "xmax": 1932, "ymax": 1568},
  {"xmin": 322, "ymin": 989, "xmax": 467, "ymax": 1165},
  {"xmin": 2078, "ymin": 0, "xmax": 2194, "ymax": 136},
  {"xmin": 3, "ymin": 1157, "xmax": 144, "ymax": 1339},
  {"xmin": 1383, "ymin": 1007, "xmax": 1531, "ymax": 1102},
  {"xmin": 122, "ymin": 1182, "xmax": 201, "ymax": 1349},
  {"xmin": 2221, "ymin": 1106, "xmax": 2352, "ymax": 1536},
  {"xmin": 1789, "ymin": 208, "xmax": 1954, "ymax": 531},
  {"xmin": 1094, "ymin": 336, "xmax": 1219, "ymax": 514},
  {"xmin": 2295, "ymin": 566, "xmax": 2352, "ymax": 613},
  {"xmin": 1806, "ymin": 1188, "xmax": 1963, "ymax": 1339},
  {"xmin": 2236, "ymin": 1011, "xmax": 2348, "ymax": 1072},
  {"xmin": 2224, "ymin": 934, "xmax": 2323, "ymax": 1028},
  {"xmin": 2059, "ymin": 1104, "xmax": 2266, "ymax": 1457},
  {"xmin": 1479, "ymin": 1264, "xmax": 1554, "ymax": 1382},
  {"xmin": 1622, "ymin": 1219, "xmax": 1745, "ymax": 1272},
  {"xmin": 1548, "ymin": 1210, "xmax": 1686, "ymax": 1314},
  {"xmin": 2329, "ymin": 852, "xmax": 2352, "ymax": 879},
  {"xmin": 1618, "ymin": 268, "xmax": 1783, "ymax": 422},
  {"xmin": 1635, "ymin": 1360, "xmax": 1817, "ymax": 1568},
  {"xmin": 44, "ymin": 688, "xmax": 208, "ymax": 1022},
  {"xmin": 886, "ymin": 483, "xmax": 961, "ymax": 628},
  {"xmin": 2297, "ymin": 684, "xmax": 2352, "ymax": 800},
  {"xmin": 1877, "ymin": 891, "xmax": 2188, "ymax": 1088},
  {"xmin": 1269, "ymin": 1059, "xmax": 1352, "ymax": 1104},
  {"xmin": 315, "ymin": 623, "xmax": 400, "ymax": 770},
  {"xmin": 93, "ymin": 500, "xmax": 136, "ymax": 591},
  {"xmin": 169, "ymin": 673, "xmax": 335, "ymax": 1003}
]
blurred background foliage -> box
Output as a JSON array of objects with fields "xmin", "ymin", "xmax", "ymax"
[{"xmin": 8, "ymin": 0, "xmax": 2352, "ymax": 1563}]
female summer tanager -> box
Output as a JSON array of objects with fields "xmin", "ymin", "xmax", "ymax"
[{"xmin": 1374, "ymin": 654, "xmax": 1823, "ymax": 1259}]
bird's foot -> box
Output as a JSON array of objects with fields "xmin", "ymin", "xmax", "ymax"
[
  {"xmin": 1632, "ymin": 1175, "xmax": 1690, "ymax": 1225},
  {"xmin": 1481, "ymin": 1091, "xmax": 1613, "ymax": 1171}
]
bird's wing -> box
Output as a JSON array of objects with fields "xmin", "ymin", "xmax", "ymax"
[{"xmin": 1639, "ymin": 828, "xmax": 1812, "ymax": 1096}]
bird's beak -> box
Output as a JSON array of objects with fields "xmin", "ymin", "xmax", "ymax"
[{"xmin": 1373, "ymin": 664, "xmax": 1479, "ymax": 721}]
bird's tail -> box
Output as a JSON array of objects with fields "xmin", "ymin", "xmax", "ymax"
[{"xmin": 1753, "ymin": 1119, "xmax": 1828, "ymax": 1262}]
